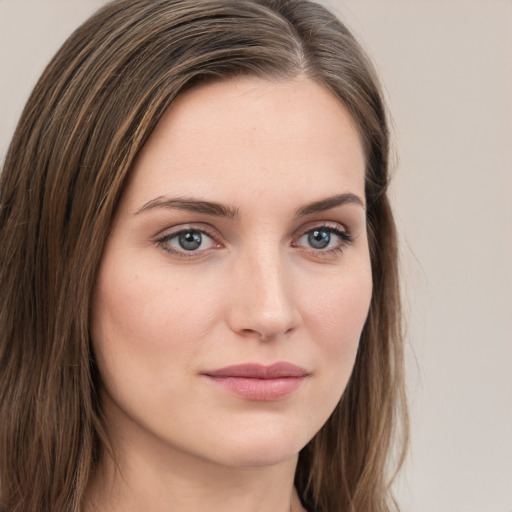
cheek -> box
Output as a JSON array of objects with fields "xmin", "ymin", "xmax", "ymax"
[
  {"xmin": 306, "ymin": 257, "xmax": 372, "ymax": 333},
  {"xmin": 93, "ymin": 249, "xmax": 214, "ymax": 339},
  {"xmin": 90, "ymin": 252, "xmax": 220, "ymax": 396},
  {"xmin": 300, "ymin": 256, "xmax": 372, "ymax": 387}
]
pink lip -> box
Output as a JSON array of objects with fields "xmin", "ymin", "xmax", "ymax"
[{"xmin": 202, "ymin": 362, "xmax": 308, "ymax": 401}]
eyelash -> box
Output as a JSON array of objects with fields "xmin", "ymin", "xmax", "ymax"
[
  {"xmin": 292, "ymin": 224, "xmax": 353, "ymax": 257},
  {"xmin": 155, "ymin": 223, "xmax": 353, "ymax": 259},
  {"xmin": 155, "ymin": 225, "xmax": 220, "ymax": 258}
]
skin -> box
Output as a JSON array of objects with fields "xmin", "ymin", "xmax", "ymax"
[{"xmin": 89, "ymin": 76, "xmax": 372, "ymax": 512}]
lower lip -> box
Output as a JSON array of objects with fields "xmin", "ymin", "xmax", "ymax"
[{"xmin": 205, "ymin": 376, "xmax": 305, "ymax": 400}]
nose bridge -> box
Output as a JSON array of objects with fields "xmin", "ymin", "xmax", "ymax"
[{"xmin": 227, "ymin": 241, "xmax": 298, "ymax": 340}]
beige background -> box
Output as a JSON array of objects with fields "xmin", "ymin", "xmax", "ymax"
[{"xmin": 1, "ymin": 1, "xmax": 511, "ymax": 510}]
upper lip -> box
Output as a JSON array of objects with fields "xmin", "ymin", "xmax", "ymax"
[{"xmin": 203, "ymin": 362, "xmax": 308, "ymax": 379}]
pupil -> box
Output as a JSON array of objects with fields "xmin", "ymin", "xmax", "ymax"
[
  {"xmin": 309, "ymin": 230, "xmax": 330, "ymax": 249},
  {"xmin": 178, "ymin": 231, "xmax": 202, "ymax": 251}
]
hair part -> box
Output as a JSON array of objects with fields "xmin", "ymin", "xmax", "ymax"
[{"xmin": 0, "ymin": 1, "xmax": 408, "ymax": 511}]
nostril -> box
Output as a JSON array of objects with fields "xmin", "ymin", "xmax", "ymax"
[
  {"xmin": 238, "ymin": 326, "xmax": 295, "ymax": 342},
  {"xmin": 240, "ymin": 328, "xmax": 260, "ymax": 337}
]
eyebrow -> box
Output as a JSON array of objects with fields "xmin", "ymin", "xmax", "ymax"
[
  {"xmin": 135, "ymin": 196, "xmax": 239, "ymax": 218},
  {"xmin": 295, "ymin": 193, "xmax": 365, "ymax": 216},
  {"xmin": 135, "ymin": 192, "xmax": 364, "ymax": 218}
]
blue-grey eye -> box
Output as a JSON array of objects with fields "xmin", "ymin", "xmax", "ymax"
[
  {"xmin": 308, "ymin": 229, "xmax": 331, "ymax": 249},
  {"xmin": 158, "ymin": 228, "xmax": 217, "ymax": 256},
  {"xmin": 295, "ymin": 226, "xmax": 350, "ymax": 251},
  {"xmin": 177, "ymin": 231, "xmax": 203, "ymax": 251}
]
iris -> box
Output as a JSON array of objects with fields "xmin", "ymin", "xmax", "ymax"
[{"xmin": 308, "ymin": 229, "xmax": 331, "ymax": 249}]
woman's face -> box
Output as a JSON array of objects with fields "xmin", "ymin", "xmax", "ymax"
[{"xmin": 91, "ymin": 77, "xmax": 372, "ymax": 469}]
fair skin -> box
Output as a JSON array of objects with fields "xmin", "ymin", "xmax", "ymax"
[{"xmin": 89, "ymin": 76, "xmax": 372, "ymax": 512}]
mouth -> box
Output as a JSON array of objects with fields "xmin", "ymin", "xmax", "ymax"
[{"xmin": 201, "ymin": 362, "xmax": 309, "ymax": 401}]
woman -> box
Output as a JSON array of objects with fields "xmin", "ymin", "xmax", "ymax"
[{"xmin": 0, "ymin": 0, "xmax": 407, "ymax": 511}]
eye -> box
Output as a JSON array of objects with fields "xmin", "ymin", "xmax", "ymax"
[
  {"xmin": 157, "ymin": 228, "xmax": 218, "ymax": 256},
  {"xmin": 305, "ymin": 229, "xmax": 333, "ymax": 249},
  {"xmin": 294, "ymin": 225, "xmax": 352, "ymax": 253}
]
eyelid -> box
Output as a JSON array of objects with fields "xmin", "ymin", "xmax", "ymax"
[
  {"xmin": 155, "ymin": 222, "xmax": 219, "ymax": 239},
  {"xmin": 291, "ymin": 221, "xmax": 354, "ymax": 253},
  {"xmin": 292, "ymin": 220, "xmax": 351, "ymax": 240},
  {"xmin": 154, "ymin": 223, "xmax": 223, "ymax": 257}
]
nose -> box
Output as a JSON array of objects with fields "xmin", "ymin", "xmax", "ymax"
[{"xmin": 226, "ymin": 246, "xmax": 300, "ymax": 341}]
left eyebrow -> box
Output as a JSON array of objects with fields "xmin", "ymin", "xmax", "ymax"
[{"xmin": 295, "ymin": 193, "xmax": 365, "ymax": 217}]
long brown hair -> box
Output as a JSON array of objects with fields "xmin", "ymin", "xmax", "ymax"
[{"xmin": 0, "ymin": 1, "xmax": 407, "ymax": 511}]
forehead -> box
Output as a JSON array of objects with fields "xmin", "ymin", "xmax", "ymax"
[{"xmin": 125, "ymin": 76, "xmax": 366, "ymax": 210}]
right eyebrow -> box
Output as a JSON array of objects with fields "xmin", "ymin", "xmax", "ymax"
[{"xmin": 135, "ymin": 196, "xmax": 240, "ymax": 219}]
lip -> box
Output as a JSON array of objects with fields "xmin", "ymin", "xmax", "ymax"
[{"xmin": 202, "ymin": 362, "xmax": 308, "ymax": 401}]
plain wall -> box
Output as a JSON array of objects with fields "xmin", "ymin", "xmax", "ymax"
[{"xmin": 1, "ymin": 1, "xmax": 511, "ymax": 511}]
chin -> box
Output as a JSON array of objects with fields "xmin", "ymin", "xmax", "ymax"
[
  {"xmin": 211, "ymin": 443, "xmax": 301, "ymax": 468},
  {"xmin": 196, "ymin": 419, "xmax": 314, "ymax": 468}
]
